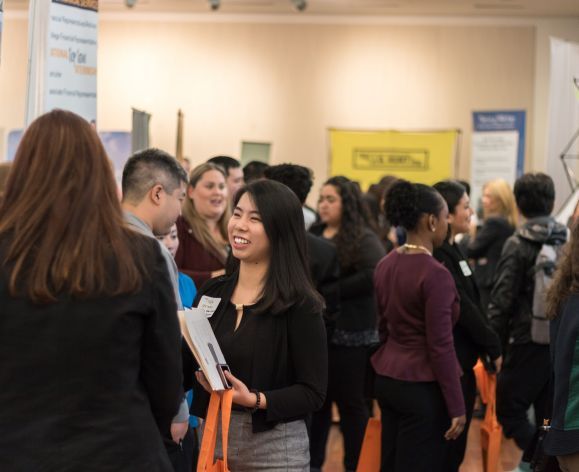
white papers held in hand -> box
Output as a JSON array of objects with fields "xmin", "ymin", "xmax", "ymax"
[{"xmin": 178, "ymin": 308, "xmax": 231, "ymax": 391}]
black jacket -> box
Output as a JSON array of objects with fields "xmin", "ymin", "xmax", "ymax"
[
  {"xmin": 309, "ymin": 225, "xmax": 385, "ymax": 333},
  {"xmin": 544, "ymin": 294, "xmax": 579, "ymax": 456},
  {"xmin": 434, "ymin": 241, "xmax": 502, "ymax": 370},
  {"xmin": 487, "ymin": 216, "xmax": 567, "ymax": 348},
  {"xmin": 307, "ymin": 233, "xmax": 340, "ymax": 330},
  {"xmin": 0, "ymin": 235, "xmax": 183, "ymax": 472},
  {"xmin": 467, "ymin": 217, "xmax": 514, "ymax": 292},
  {"xmin": 185, "ymin": 274, "xmax": 327, "ymax": 433}
]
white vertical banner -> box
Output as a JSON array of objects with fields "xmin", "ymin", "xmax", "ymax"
[
  {"xmin": 26, "ymin": 0, "xmax": 98, "ymax": 126},
  {"xmin": 546, "ymin": 37, "xmax": 579, "ymax": 212},
  {"xmin": 470, "ymin": 111, "xmax": 526, "ymax": 209}
]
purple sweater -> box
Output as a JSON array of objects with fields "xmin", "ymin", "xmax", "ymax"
[{"xmin": 371, "ymin": 251, "xmax": 465, "ymax": 418}]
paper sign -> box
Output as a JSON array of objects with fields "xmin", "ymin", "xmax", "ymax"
[{"xmin": 178, "ymin": 308, "xmax": 229, "ymax": 391}]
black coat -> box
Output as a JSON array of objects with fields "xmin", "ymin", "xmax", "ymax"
[
  {"xmin": 0, "ymin": 235, "xmax": 183, "ymax": 471},
  {"xmin": 309, "ymin": 225, "xmax": 385, "ymax": 334},
  {"xmin": 488, "ymin": 216, "xmax": 567, "ymax": 348},
  {"xmin": 466, "ymin": 217, "xmax": 514, "ymax": 310},
  {"xmin": 306, "ymin": 232, "xmax": 340, "ymax": 331},
  {"xmin": 434, "ymin": 241, "xmax": 501, "ymax": 370}
]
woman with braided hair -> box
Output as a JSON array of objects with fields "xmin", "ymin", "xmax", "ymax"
[{"xmin": 309, "ymin": 176, "xmax": 385, "ymax": 472}]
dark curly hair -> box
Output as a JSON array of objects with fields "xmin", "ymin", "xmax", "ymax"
[
  {"xmin": 384, "ymin": 180, "xmax": 444, "ymax": 230},
  {"xmin": 324, "ymin": 176, "xmax": 374, "ymax": 271}
]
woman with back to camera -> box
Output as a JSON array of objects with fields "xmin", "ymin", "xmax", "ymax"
[
  {"xmin": 175, "ymin": 162, "xmax": 230, "ymax": 288},
  {"xmin": 467, "ymin": 178, "xmax": 517, "ymax": 312},
  {"xmin": 185, "ymin": 179, "xmax": 327, "ymax": 471},
  {"xmin": 372, "ymin": 179, "xmax": 466, "ymax": 472},
  {"xmin": 309, "ymin": 176, "xmax": 386, "ymax": 472},
  {"xmin": 432, "ymin": 180, "xmax": 503, "ymax": 471},
  {"xmin": 0, "ymin": 110, "xmax": 182, "ymax": 471},
  {"xmin": 544, "ymin": 220, "xmax": 579, "ymax": 472}
]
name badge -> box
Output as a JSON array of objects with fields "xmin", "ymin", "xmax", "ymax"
[
  {"xmin": 197, "ymin": 296, "xmax": 221, "ymax": 318},
  {"xmin": 459, "ymin": 260, "xmax": 472, "ymax": 277}
]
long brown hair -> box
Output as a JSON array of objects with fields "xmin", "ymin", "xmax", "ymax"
[
  {"xmin": 181, "ymin": 162, "xmax": 230, "ymax": 264},
  {"xmin": 0, "ymin": 110, "xmax": 145, "ymax": 303},
  {"xmin": 547, "ymin": 222, "xmax": 579, "ymax": 319}
]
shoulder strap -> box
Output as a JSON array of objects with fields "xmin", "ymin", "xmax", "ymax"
[
  {"xmin": 197, "ymin": 391, "xmax": 221, "ymax": 472},
  {"xmin": 220, "ymin": 390, "xmax": 233, "ymax": 470}
]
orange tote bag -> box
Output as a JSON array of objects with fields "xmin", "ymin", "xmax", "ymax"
[
  {"xmin": 197, "ymin": 389, "xmax": 233, "ymax": 472},
  {"xmin": 474, "ymin": 361, "xmax": 502, "ymax": 472},
  {"xmin": 356, "ymin": 418, "xmax": 381, "ymax": 472}
]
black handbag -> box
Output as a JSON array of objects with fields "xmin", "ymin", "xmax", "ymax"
[{"xmin": 523, "ymin": 420, "xmax": 562, "ymax": 472}]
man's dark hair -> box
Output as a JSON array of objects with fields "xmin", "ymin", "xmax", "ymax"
[
  {"xmin": 264, "ymin": 164, "xmax": 313, "ymax": 205},
  {"xmin": 514, "ymin": 172, "xmax": 555, "ymax": 218},
  {"xmin": 122, "ymin": 148, "xmax": 187, "ymax": 204},
  {"xmin": 207, "ymin": 155, "xmax": 240, "ymax": 176},
  {"xmin": 243, "ymin": 161, "xmax": 270, "ymax": 184}
]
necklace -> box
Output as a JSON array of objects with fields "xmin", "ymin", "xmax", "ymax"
[{"xmin": 402, "ymin": 243, "xmax": 432, "ymax": 256}]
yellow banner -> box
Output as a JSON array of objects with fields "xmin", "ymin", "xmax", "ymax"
[{"xmin": 329, "ymin": 129, "xmax": 460, "ymax": 190}]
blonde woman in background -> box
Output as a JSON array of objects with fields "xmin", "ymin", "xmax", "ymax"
[
  {"xmin": 466, "ymin": 178, "xmax": 518, "ymax": 313},
  {"xmin": 175, "ymin": 162, "xmax": 230, "ymax": 288}
]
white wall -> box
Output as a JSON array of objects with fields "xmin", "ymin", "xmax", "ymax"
[{"xmin": 1, "ymin": 11, "xmax": 577, "ymax": 202}]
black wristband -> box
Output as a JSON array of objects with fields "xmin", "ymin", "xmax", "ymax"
[{"xmin": 248, "ymin": 389, "xmax": 260, "ymax": 414}]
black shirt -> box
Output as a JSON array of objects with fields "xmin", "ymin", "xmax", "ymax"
[{"xmin": 185, "ymin": 273, "xmax": 328, "ymax": 433}]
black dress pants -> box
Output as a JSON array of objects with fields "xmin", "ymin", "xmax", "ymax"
[
  {"xmin": 374, "ymin": 375, "xmax": 449, "ymax": 472},
  {"xmin": 496, "ymin": 342, "xmax": 550, "ymax": 452},
  {"xmin": 442, "ymin": 367, "xmax": 476, "ymax": 471},
  {"xmin": 310, "ymin": 345, "xmax": 370, "ymax": 471}
]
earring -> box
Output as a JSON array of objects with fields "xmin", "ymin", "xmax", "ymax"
[{"xmin": 431, "ymin": 227, "xmax": 436, "ymax": 232}]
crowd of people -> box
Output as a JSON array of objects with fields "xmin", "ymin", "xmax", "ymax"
[{"xmin": 1, "ymin": 109, "xmax": 579, "ymax": 472}]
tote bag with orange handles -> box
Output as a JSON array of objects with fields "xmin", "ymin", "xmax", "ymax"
[
  {"xmin": 197, "ymin": 389, "xmax": 233, "ymax": 472},
  {"xmin": 474, "ymin": 360, "xmax": 502, "ymax": 472},
  {"xmin": 355, "ymin": 417, "xmax": 381, "ymax": 472}
]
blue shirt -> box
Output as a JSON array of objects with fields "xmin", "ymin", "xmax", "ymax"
[{"xmin": 178, "ymin": 272, "xmax": 197, "ymax": 309}]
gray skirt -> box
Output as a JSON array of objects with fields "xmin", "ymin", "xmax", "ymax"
[{"xmin": 206, "ymin": 410, "xmax": 310, "ymax": 471}]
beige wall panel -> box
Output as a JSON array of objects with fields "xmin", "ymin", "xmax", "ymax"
[{"xmin": 0, "ymin": 16, "xmax": 543, "ymax": 204}]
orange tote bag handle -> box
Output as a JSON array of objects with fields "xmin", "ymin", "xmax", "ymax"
[
  {"xmin": 356, "ymin": 418, "xmax": 381, "ymax": 472},
  {"xmin": 197, "ymin": 390, "xmax": 233, "ymax": 472}
]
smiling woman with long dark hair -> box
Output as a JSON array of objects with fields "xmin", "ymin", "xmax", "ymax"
[
  {"xmin": 0, "ymin": 110, "xmax": 183, "ymax": 471},
  {"xmin": 186, "ymin": 179, "xmax": 327, "ymax": 471}
]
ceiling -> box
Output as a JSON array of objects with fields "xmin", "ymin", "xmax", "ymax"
[{"xmin": 6, "ymin": 0, "xmax": 579, "ymax": 17}]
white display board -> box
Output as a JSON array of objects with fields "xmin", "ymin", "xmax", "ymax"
[
  {"xmin": 26, "ymin": 0, "xmax": 98, "ymax": 125},
  {"xmin": 469, "ymin": 111, "xmax": 525, "ymax": 210},
  {"xmin": 470, "ymin": 130, "xmax": 518, "ymax": 207}
]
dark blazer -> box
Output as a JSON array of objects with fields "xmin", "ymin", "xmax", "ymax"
[
  {"xmin": 544, "ymin": 294, "xmax": 579, "ymax": 456},
  {"xmin": 185, "ymin": 274, "xmax": 328, "ymax": 433},
  {"xmin": 310, "ymin": 225, "xmax": 385, "ymax": 334},
  {"xmin": 434, "ymin": 241, "xmax": 501, "ymax": 370},
  {"xmin": 174, "ymin": 216, "xmax": 226, "ymax": 288},
  {"xmin": 0, "ymin": 235, "xmax": 183, "ymax": 472},
  {"xmin": 307, "ymin": 233, "xmax": 340, "ymax": 329},
  {"xmin": 466, "ymin": 217, "xmax": 514, "ymax": 310}
]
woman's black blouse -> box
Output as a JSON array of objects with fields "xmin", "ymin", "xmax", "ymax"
[{"xmin": 184, "ymin": 274, "xmax": 328, "ymax": 433}]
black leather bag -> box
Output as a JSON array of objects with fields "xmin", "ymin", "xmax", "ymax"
[{"xmin": 523, "ymin": 421, "xmax": 562, "ymax": 472}]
